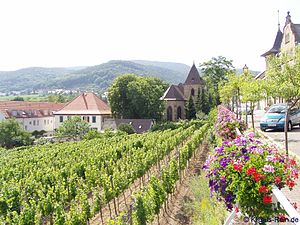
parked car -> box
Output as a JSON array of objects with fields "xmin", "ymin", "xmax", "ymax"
[{"xmin": 260, "ymin": 103, "xmax": 300, "ymax": 131}]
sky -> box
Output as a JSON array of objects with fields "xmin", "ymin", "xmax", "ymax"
[{"xmin": 0, "ymin": 0, "xmax": 299, "ymax": 72}]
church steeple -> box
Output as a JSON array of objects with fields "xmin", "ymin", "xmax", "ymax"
[
  {"xmin": 184, "ymin": 63, "xmax": 204, "ymax": 85},
  {"xmin": 285, "ymin": 11, "xmax": 291, "ymax": 26}
]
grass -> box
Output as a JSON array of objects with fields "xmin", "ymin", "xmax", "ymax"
[
  {"xmin": 184, "ymin": 174, "xmax": 228, "ymax": 225},
  {"xmin": 0, "ymin": 94, "xmax": 48, "ymax": 102}
]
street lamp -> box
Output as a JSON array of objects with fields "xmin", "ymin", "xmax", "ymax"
[{"xmin": 243, "ymin": 64, "xmax": 249, "ymax": 127}]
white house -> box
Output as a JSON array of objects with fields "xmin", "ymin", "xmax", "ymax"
[
  {"xmin": 0, "ymin": 101, "xmax": 65, "ymax": 135},
  {"xmin": 53, "ymin": 92, "xmax": 112, "ymax": 131}
]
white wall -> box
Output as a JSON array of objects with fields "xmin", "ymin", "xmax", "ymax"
[
  {"xmin": 54, "ymin": 115, "xmax": 103, "ymax": 131},
  {"xmin": 0, "ymin": 112, "xmax": 5, "ymax": 121},
  {"xmin": 16, "ymin": 116, "xmax": 55, "ymax": 133}
]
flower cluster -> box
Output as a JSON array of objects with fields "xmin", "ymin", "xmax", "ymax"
[
  {"xmin": 215, "ymin": 105, "xmax": 246, "ymax": 140},
  {"xmin": 203, "ymin": 132, "xmax": 299, "ymax": 219}
]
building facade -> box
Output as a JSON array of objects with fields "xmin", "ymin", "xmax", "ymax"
[
  {"xmin": 256, "ymin": 12, "xmax": 300, "ymax": 110},
  {"xmin": 160, "ymin": 63, "xmax": 205, "ymax": 121},
  {"xmin": 0, "ymin": 101, "xmax": 65, "ymax": 135},
  {"xmin": 54, "ymin": 92, "xmax": 112, "ymax": 131}
]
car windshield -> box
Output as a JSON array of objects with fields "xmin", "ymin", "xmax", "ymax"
[{"xmin": 268, "ymin": 106, "xmax": 287, "ymax": 114}]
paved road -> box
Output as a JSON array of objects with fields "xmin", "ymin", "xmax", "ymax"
[
  {"xmin": 249, "ymin": 110, "xmax": 300, "ymax": 215},
  {"xmin": 250, "ymin": 110, "xmax": 300, "ymax": 157}
]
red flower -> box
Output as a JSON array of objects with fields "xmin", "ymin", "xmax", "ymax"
[
  {"xmin": 277, "ymin": 213, "xmax": 287, "ymax": 222},
  {"xmin": 263, "ymin": 195, "xmax": 272, "ymax": 204},
  {"xmin": 274, "ymin": 176, "xmax": 281, "ymax": 184},
  {"xmin": 258, "ymin": 186, "xmax": 268, "ymax": 193},
  {"xmin": 253, "ymin": 173, "xmax": 264, "ymax": 182},
  {"xmin": 235, "ymin": 207, "xmax": 239, "ymax": 213},
  {"xmin": 286, "ymin": 180, "xmax": 295, "ymax": 188},
  {"xmin": 234, "ymin": 163, "xmax": 243, "ymax": 171},
  {"xmin": 292, "ymin": 202, "xmax": 298, "ymax": 209},
  {"xmin": 290, "ymin": 159, "xmax": 296, "ymax": 166},
  {"xmin": 246, "ymin": 167, "xmax": 256, "ymax": 175}
]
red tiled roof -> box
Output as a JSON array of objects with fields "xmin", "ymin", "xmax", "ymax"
[
  {"xmin": 0, "ymin": 101, "xmax": 66, "ymax": 118},
  {"xmin": 54, "ymin": 92, "xmax": 111, "ymax": 115}
]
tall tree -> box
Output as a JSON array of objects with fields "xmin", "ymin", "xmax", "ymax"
[
  {"xmin": 55, "ymin": 116, "xmax": 90, "ymax": 140},
  {"xmin": 200, "ymin": 56, "xmax": 235, "ymax": 106},
  {"xmin": 265, "ymin": 46, "xmax": 300, "ymax": 154},
  {"xmin": 185, "ymin": 96, "xmax": 196, "ymax": 119},
  {"xmin": 108, "ymin": 74, "xmax": 168, "ymax": 120},
  {"xmin": 0, "ymin": 119, "xmax": 32, "ymax": 148}
]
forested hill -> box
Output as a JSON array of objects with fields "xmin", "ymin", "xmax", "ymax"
[
  {"xmin": 0, "ymin": 61, "xmax": 189, "ymax": 93},
  {"xmin": 0, "ymin": 60, "xmax": 260, "ymax": 93}
]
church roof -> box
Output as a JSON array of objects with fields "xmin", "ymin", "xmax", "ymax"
[
  {"xmin": 292, "ymin": 24, "xmax": 300, "ymax": 43},
  {"xmin": 54, "ymin": 92, "xmax": 111, "ymax": 115},
  {"xmin": 261, "ymin": 29, "xmax": 283, "ymax": 57},
  {"xmin": 160, "ymin": 85, "xmax": 185, "ymax": 101},
  {"xmin": 184, "ymin": 64, "xmax": 204, "ymax": 85}
]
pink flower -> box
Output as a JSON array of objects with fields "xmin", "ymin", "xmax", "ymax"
[
  {"xmin": 247, "ymin": 132, "xmax": 255, "ymax": 138},
  {"xmin": 263, "ymin": 165, "xmax": 275, "ymax": 173},
  {"xmin": 266, "ymin": 155, "xmax": 277, "ymax": 162}
]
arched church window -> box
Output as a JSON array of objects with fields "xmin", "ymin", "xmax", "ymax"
[
  {"xmin": 177, "ymin": 106, "xmax": 182, "ymax": 119},
  {"xmin": 191, "ymin": 88, "xmax": 195, "ymax": 96},
  {"xmin": 167, "ymin": 106, "xmax": 173, "ymax": 121}
]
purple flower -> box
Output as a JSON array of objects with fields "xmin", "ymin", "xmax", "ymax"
[
  {"xmin": 219, "ymin": 157, "xmax": 230, "ymax": 167},
  {"xmin": 244, "ymin": 155, "xmax": 250, "ymax": 161}
]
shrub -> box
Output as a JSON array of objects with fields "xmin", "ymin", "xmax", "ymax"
[{"xmin": 117, "ymin": 123, "xmax": 135, "ymax": 134}]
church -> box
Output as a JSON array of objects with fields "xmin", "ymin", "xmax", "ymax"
[{"xmin": 160, "ymin": 63, "xmax": 205, "ymax": 121}]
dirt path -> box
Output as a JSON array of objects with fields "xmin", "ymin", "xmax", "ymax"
[{"xmin": 150, "ymin": 141, "xmax": 210, "ymax": 225}]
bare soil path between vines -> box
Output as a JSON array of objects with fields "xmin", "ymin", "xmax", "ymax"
[{"xmin": 150, "ymin": 141, "xmax": 211, "ymax": 225}]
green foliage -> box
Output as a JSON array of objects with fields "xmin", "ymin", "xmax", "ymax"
[
  {"xmin": 31, "ymin": 130, "xmax": 47, "ymax": 139},
  {"xmin": 185, "ymin": 96, "xmax": 196, "ymax": 120},
  {"xmin": 108, "ymin": 74, "xmax": 168, "ymax": 120},
  {"xmin": 117, "ymin": 123, "xmax": 136, "ymax": 134},
  {"xmin": 184, "ymin": 175, "xmax": 227, "ymax": 225},
  {"xmin": 200, "ymin": 56, "xmax": 235, "ymax": 106},
  {"xmin": 266, "ymin": 46, "xmax": 300, "ymax": 105},
  {"xmin": 11, "ymin": 96, "xmax": 24, "ymax": 101},
  {"xmin": 83, "ymin": 129, "xmax": 102, "ymax": 140},
  {"xmin": 0, "ymin": 118, "xmax": 32, "ymax": 148},
  {"xmin": 55, "ymin": 116, "xmax": 90, "ymax": 140}
]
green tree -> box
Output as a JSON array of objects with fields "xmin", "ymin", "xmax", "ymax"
[
  {"xmin": 240, "ymin": 73, "xmax": 264, "ymax": 129},
  {"xmin": 108, "ymin": 74, "xmax": 168, "ymax": 120},
  {"xmin": 200, "ymin": 56, "xmax": 235, "ymax": 106},
  {"xmin": 117, "ymin": 123, "xmax": 135, "ymax": 134},
  {"xmin": 55, "ymin": 116, "xmax": 90, "ymax": 140},
  {"xmin": 265, "ymin": 46, "xmax": 300, "ymax": 153},
  {"xmin": 11, "ymin": 96, "xmax": 24, "ymax": 101},
  {"xmin": 185, "ymin": 96, "xmax": 196, "ymax": 119},
  {"xmin": 0, "ymin": 119, "xmax": 32, "ymax": 148}
]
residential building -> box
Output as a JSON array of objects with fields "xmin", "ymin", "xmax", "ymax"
[
  {"xmin": 256, "ymin": 12, "xmax": 300, "ymax": 110},
  {"xmin": 54, "ymin": 92, "xmax": 112, "ymax": 131},
  {"xmin": 0, "ymin": 101, "xmax": 65, "ymax": 135},
  {"xmin": 160, "ymin": 63, "xmax": 205, "ymax": 121}
]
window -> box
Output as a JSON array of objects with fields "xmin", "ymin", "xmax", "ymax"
[
  {"xmin": 47, "ymin": 120, "xmax": 49, "ymax": 124},
  {"xmin": 33, "ymin": 120, "xmax": 36, "ymax": 126},
  {"xmin": 167, "ymin": 106, "xmax": 173, "ymax": 121},
  {"xmin": 25, "ymin": 125, "xmax": 27, "ymax": 130},
  {"xmin": 59, "ymin": 116, "xmax": 63, "ymax": 123},
  {"xmin": 37, "ymin": 120, "xmax": 39, "ymax": 126},
  {"xmin": 44, "ymin": 120, "xmax": 46, "ymax": 125},
  {"xmin": 191, "ymin": 88, "xmax": 195, "ymax": 96},
  {"xmin": 177, "ymin": 106, "xmax": 182, "ymax": 119},
  {"xmin": 83, "ymin": 116, "xmax": 90, "ymax": 122},
  {"xmin": 92, "ymin": 116, "xmax": 96, "ymax": 123},
  {"xmin": 29, "ymin": 121, "xmax": 32, "ymax": 125}
]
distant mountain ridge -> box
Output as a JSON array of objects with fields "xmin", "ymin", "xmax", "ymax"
[{"xmin": 0, "ymin": 60, "xmax": 260, "ymax": 93}]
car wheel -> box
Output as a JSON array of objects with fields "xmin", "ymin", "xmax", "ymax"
[
  {"xmin": 288, "ymin": 122, "xmax": 293, "ymax": 131},
  {"xmin": 261, "ymin": 128, "xmax": 266, "ymax": 132}
]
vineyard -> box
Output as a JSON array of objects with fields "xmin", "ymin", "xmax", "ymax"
[{"xmin": 0, "ymin": 122, "xmax": 208, "ymax": 225}]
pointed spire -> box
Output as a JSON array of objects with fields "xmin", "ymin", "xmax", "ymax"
[
  {"xmin": 285, "ymin": 11, "xmax": 291, "ymax": 26},
  {"xmin": 277, "ymin": 10, "xmax": 280, "ymax": 31}
]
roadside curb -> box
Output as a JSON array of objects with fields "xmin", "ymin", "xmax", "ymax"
[{"xmin": 256, "ymin": 129, "xmax": 300, "ymax": 161}]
